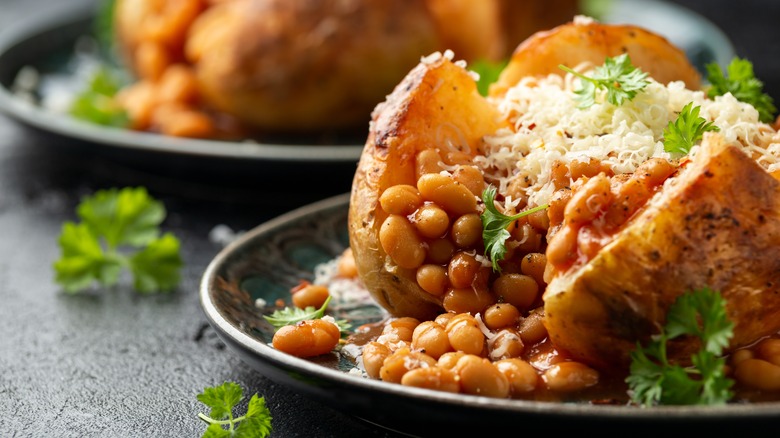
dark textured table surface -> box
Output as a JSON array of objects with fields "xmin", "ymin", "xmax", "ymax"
[{"xmin": 1, "ymin": 0, "xmax": 778, "ymax": 437}]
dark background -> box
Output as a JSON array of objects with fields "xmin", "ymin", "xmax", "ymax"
[{"xmin": 0, "ymin": 0, "xmax": 778, "ymax": 437}]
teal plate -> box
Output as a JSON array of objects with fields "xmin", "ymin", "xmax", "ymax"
[{"xmin": 200, "ymin": 193, "xmax": 780, "ymax": 436}]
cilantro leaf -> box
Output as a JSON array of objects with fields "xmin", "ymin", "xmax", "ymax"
[
  {"xmin": 69, "ymin": 65, "xmax": 129, "ymax": 127},
  {"xmin": 53, "ymin": 187, "xmax": 183, "ymax": 294},
  {"xmin": 480, "ymin": 185, "xmax": 548, "ymax": 272},
  {"xmin": 663, "ymin": 102, "xmax": 720, "ymax": 156},
  {"xmin": 263, "ymin": 296, "xmax": 351, "ymax": 333},
  {"xmin": 560, "ymin": 53, "xmax": 650, "ymax": 108},
  {"xmin": 129, "ymin": 233, "xmax": 183, "ymax": 293},
  {"xmin": 77, "ymin": 186, "xmax": 166, "ymax": 248},
  {"xmin": 626, "ymin": 287, "xmax": 735, "ymax": 406},
  {"xmin": 706, "ymin": 57, "xmax": 777, "ymax": 123},
  {"xmin": 53, "ymin": 222, "xmax": 123, "ymax": 292},
  {"xmin": 470, "ymin": 58, "xmax": 508, "ymax": 96},
  {"xmin": 197, "ymin": 382, "xmax": 272, "ymax": 438}
]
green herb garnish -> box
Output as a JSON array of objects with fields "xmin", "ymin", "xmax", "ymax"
[
  {"xmin": 663, "ymin": 102, "xmax": 720, "ymax": 156},
  {"xmin": 560, "ymin": 53, "xmax": 650, "ymax": 108},
  {"xmin": 705, "ymin": 57, "xmax": 777, "ymax": 123},
  {"xmin": 53, "ymin": 187, "xmax": 183, "ymax": 293},
  {"xmin": 480, "ymin": 185, "xmax": 548, "ymax": 272},
  {"xmin": 471, "ymin": 58, "xmax": 508, "ymax": 96},
  {"xmin": 626, "ymin": 287, "xmax": 735, "ymax": 406},
  {"xmin": 197, "ymin": 382, "xmax": 273, "ymax": 438},
  {"xmin": 263, "ymin": 296, "xmax": 351, "ymax": 333},
  {"xmin": 69, "ymin": 65, "xmax": 129, "ymax": 127}
]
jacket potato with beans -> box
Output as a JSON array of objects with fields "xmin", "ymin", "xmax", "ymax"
[
  {"xmin": 111, "ymin": 0, "xmax": 578, "ymax": 137},
  {"xmin": 347, "ymin": 17, "xmax": 780, "ymax": 371}
]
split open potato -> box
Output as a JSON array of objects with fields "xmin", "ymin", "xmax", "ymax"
[{"xmin": 348, "ymin": 17, "xmax": 780, "ymax": 370}]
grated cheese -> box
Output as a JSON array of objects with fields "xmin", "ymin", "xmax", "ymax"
[{"xmin": 476, "ymin": 68, "xmax": 780, "ymax": 206}]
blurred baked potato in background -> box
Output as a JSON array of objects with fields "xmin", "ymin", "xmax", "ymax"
[{"xmin": 111, "ymin": 0, "xmax": 579, "ymax": 138}]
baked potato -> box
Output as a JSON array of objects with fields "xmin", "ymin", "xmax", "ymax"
[
  {"xmin": 111, "ymin": 0, "xmax": 579, "ymax": 136},
  {"xmin": 347, "ymin": 17, "xmax": 780, "ymax": 374}
]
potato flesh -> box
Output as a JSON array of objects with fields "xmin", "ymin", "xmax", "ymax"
[{"xmin": 543, "ymin": 135, "xmax": 780, "ymax": 369}]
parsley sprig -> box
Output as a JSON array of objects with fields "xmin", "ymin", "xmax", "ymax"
[
  {"xmin": 481, "ymin": 185, "xmax": 548, "ymax": 272},
  {"xmin": 626, "ymin": 287, "xmax": 735, "ymax": 406},
  {"xmin": 197, "ymin": 382, "xmax": 273, "ymax": 438},
  {"xmin": 705, "ymin": 57, "xmax": 777, "ymax": 123},
  {"xmin": 53, "ymin": 187, "xmax": 183, "ymax": 293},
  {"xmin": 470, "ymin": 58, "xmax": 508, "ymax": 96},
  {"xmin": 559, "ymin": 53, "xmax": 650, "ymax": 108},
  {"xmin": 263, "ymin": 296, "xmax": 351, "ymax": 333},
  {"xmin": 69, "ymin": 65, "xmax": 129, "ymax": 128},
  {"xmin": 663, "ymin": 102, "xmax": 720, "ymax": 156}
]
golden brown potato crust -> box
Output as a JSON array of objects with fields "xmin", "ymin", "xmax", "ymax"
[
  {"xmin": 348, "ymin": 55, "xmax": 507, "ymax": 320},
  {"xmin": 544, "ymin": 135, "xmax": 780, "ymax": 370},
  {"xmin": 185, "ymin": 0, "xmax": 442, "ymax": 131}
]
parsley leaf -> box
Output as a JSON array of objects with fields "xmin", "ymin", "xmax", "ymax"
[
  {"xmin": 53, "ymin": 187, "xmax": 183, "ymax": 294},
  {"xmin": 470, "ymin": 58, "xmax": 508, "ymax": 96},
  {"xmin": 69, "ymin": 65, "xmax": 129, "ymax": 128},
  {"xmin": 197, "ymin": 382, "xmax": 273, "ymax": 438},
  {"xmin": 480, "ymin": 185, "xmax": 548, "ymax": 272},
  {"xmin": 626, "ymin": 287, "xmax": 735, "ymax": 406},
  {"xmin": 663, "ymin": 102, "xmax": 720, "ymax": 156},
  {"xmin": 560, "ymin": 53, "xmax": 650, "ymax": 108},
  {"xmin": 705, "ymin": 57, "xmax": 777, "ymax": 123},
  {"xmin": 263, "ymin": 296, "xmax": 351, "ymax": 333}
]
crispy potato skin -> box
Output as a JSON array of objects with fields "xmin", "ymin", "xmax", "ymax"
[
  {"xmin": 348, "ymin": 56, "xmax": 507, "ymax": 320},
  {"xmin": 544, "ymin": 135, "xmax": 780, "ymax": 370},
  {"xmin": 490, "ymin": 19, "xmax": 702, "ymax": 97},
  {"xmin": 185, "ymin": 0, "xmax": 441, "ymax": 131}
]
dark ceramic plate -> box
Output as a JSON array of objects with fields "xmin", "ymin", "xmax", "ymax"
[
  {"xmin": 0, "ymin": 0, "xmax": 734, "ymax": 166},
  {"xmin": 200, "ymin": 193, "xmax": 780, "ymax": 436}
]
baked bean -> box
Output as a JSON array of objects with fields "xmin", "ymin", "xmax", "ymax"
[
  {"xmin": 452, "ymin": 165, "xmax": 485, "ymax": 196},
  {"xmin": 564, "ymin": 173, "xmax": 612, "ymax": 225},
  {"xmin": 379, "ymin": 347, "xmax": 437, "ymax": 384},
  {"xmin": 337, "ymin": 248, "xmax": 358, "ymax": 278},
  {"xmin": 444, "ymin": 151, "xmax": 473, "ymax": 166},
  {"xmin": 604, "ymin": 177, "xmax": 649, "ymax": 228},
  {"xmin": 153, "ymin": 105, "xmax": 214, "ymax": 138},
  {"xmin": 488, "ymin": 328, "xmax": 524, "ymax": 361},
  {"xmin": 734, "ymin": 358, "xmax": 780, "ymax": 391},
  {"xmin": 494, "ymin": 358, "xmax": 539, "ymax": 394},
  {"xmin": 511, "ymin": 223, "xmax": 542, "ymax": 253},
  {"xmin": 730, "ymin": 348, "xmax": 754, "ymax": 366},
  {"xmin": 412, "ymin": 321, "xmax": 453, "ymax": 359},
  {"xmin": 416, "ymin": 149, "xmax": 443, "ymax": 178},
  {"xmin": 483, "ymin": 303, "xmax": 521, "ymax": 330},
  {"xmin": 527, "ymin": 209, "xmax": 550, "ymax": 232},
  {"xmin": 521, "ymin": 253, "xmax": 547, "ymax": 287},
  {"xmin": 379, "ymin": 185, "xmax": 423, "ymax": 216},
  {"xmin": 141, "ymin": 0, "xmax": 203, "ymax": 47},
  {"xmin": 443, "ymin": 286, "xmax": 495, "ymax": 315},
  {"xmin": 542, "ymin": 362, "xmax": 599, "ymax": 392},
  {"xmin": 493, "ymin": 273, "xmax": 538, "ymax": 311},
  {"xmin": 636, "ymin": 157, "xmax": 676, "ymax": 187},
  {"xmin": 456, "ymin": 355, "xmax": 510, "ymax": 398},
  {"xmin": 434, "ymin": 312, "xmax": 456, "ymax": 327},
  {"xmin": 362, "ymin": 342, "xmax": 391, "ymax": 379},
  {"xmin": 116, "ymin": 82, "xmax": 156, "ymax": 129},
  {"xmin": 413, "ymin": 204, "xmax": 450, "ymax": 238},
  {"xmin": 546, "ymin": 224, "xmax": 578, "ymax": 268},
  {"xmin": 291, "ymin": 282, "xmax": 330, "ymax": 309},
  {"xmin": 547, "ymin": 188, "xmax": 572, "ymax": 227},
  {"xmin": 382, "ymin": 317, "xmax": 420, "ymax": 343},
  {"xmin": 416, "ymin": 264, "xmax": 449, "ymax": 296},
  {"xmin": 569, "ymin": 157, "xmax": 603, "ymax": 181},
  {"xmin": 427, "ymin": 238, "xmax": 455, "ymax": 264},
  {"xmin": 445, "ymin": 313, "xmax": 485, "ymax": 355},
  {"xmin": 401, "ymin": 366, "xmax": 461, "ymax": 393},
  {"xmin": 272, "ymin": 319, "xmax": 341, "ymax": 358},
  {"xmin": 550, "ymin": 160, "xmax": 570, "ymax": 190},
  {"xmin": 437, "ymin": 351, "xmax": 467, "ymax": 369},
  {"xmin": 756, "ymin": 338, "xmax": 780, "ymax": 366},
  {"xmin": 157, "ymin": 64, "xmax": 199, "ymax": 104},
  {"xmin": 135, "ymin": 41, "xmax": 170, "ymax": 80},
  {"xmin": 417, "ymin": 173, "xmax": 478, "ymax": 216},
  {"xmin": 448, "ymin": 251, "xmax": 481, "ymax": 289},
  {"xmin": 451, "ymin": 214, "xmax": 483, "ymax": 248},
  {"xmin": 379, "ymin": 215, "xmax": 426, "ymax": 269},
  {"xmin": 518, "ymin": 308, "xmax": 548, "ymax": 345}
]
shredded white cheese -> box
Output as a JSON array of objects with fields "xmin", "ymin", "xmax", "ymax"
[{"xmin": 476, "ymin": 69, "xmax": 780, "ymax": 206}]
